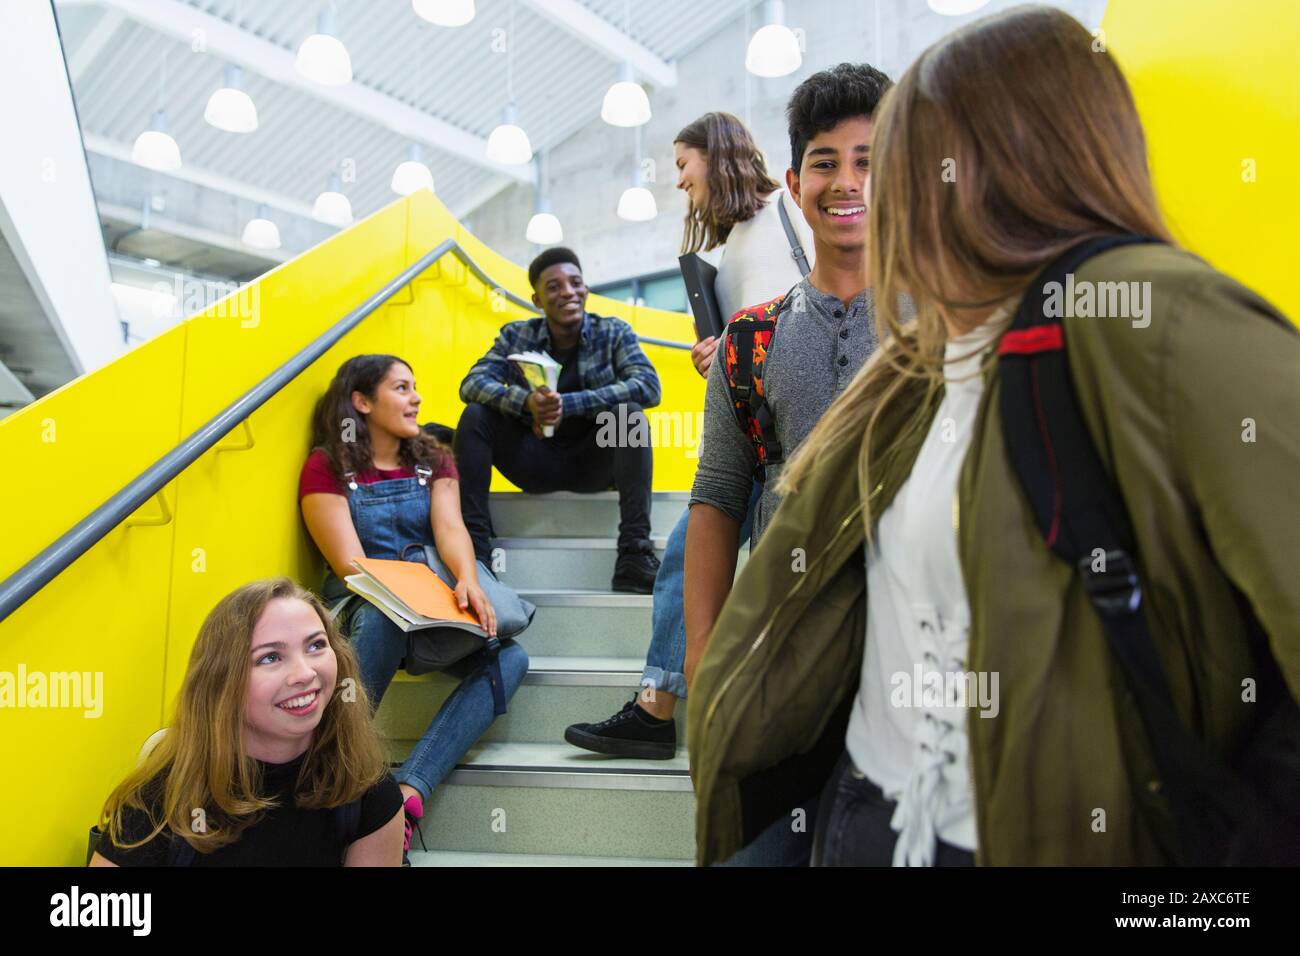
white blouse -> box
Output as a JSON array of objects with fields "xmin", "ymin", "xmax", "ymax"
[
  {"xmin": 843, "ymin": 313, "xmax": 1006, "ymax": 866},
  {"xmin": 711, "ymin": 188, "xmax": 813, "ymax": 322}
]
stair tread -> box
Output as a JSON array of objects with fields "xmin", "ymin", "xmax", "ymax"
[
  {"xmin": 489, "ymin": 491, "xmax": 689, "ymax": 501},
  {"xmin": 528, "ymin": 655, "xmax": 644, "ymax": 673},
  {"xmin": 517, "ymin": 588, "xmax": 654, "ymax": 606},
  {"xmin": 407, "ymin": 850, "xmax": 691, "ymax": 867},
  {"xmin": 491, "ymin": 536, "xmax": 669, "ymax": 549},
  {"xmin": 392, "ymin": 655, "xmax": 645, "ymax": 685},
  {"xmin": 456, "ymin": 740, "xmax": 688, "ymax": 774}
]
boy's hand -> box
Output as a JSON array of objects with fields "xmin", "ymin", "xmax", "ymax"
[{"xmin": 526, "ymin": 387, "xmax": 563, "ymax": 430}]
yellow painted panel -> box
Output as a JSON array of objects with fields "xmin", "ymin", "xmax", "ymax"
[
  {"xmin": 1, "ymin": 324, "xmax": 188, "ymax": 579},
  {"xmin": 0, "ymin": 330, "xmax": 185, "ymax": 865},
  {"xmin": 1104, "ymin": 0, "xmax": 1300, "ymax": 322}
]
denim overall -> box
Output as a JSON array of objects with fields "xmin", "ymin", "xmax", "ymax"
[{"xmin": 321, "ymin": 467, "xmax": 533, "ymax": 718}]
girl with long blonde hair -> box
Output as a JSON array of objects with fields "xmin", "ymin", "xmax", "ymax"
[{"xmin": 91, "ymin": 578, "xmax": 403, "ymax": 866}]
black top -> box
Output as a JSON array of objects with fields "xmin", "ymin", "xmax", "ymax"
[
  {"xmin": 96, "ymin": 754, "xmax": 402, "ymax": 867},
  {"xmin": 547, "ymin": 343, "xmax": 586, "ymax": 442}
]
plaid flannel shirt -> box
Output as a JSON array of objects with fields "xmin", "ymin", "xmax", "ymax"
[{"xmin": 459, "ymin": 312, "xmax": 662, "ymax": 423}]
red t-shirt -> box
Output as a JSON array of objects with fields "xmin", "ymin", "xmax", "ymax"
[{"xmin": 297, "ymin": 449, "xmax": 459, "ymax": 499}]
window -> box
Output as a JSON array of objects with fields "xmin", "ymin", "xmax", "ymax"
[{"xmin": 592, "ymin": 270, "xmax": 687, "ymax": 313}]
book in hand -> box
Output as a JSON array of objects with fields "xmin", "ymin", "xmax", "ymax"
[
  {"xmin": 679, "ymin": 252, "xmax": 724, "ymax": 340},
  {"xmin": 507, "ymin": 350, "xmax": 562, "ymax": 437},
  {"xmin": 344, "ymin": 556, "xmax": 485, "ymax": 636}
]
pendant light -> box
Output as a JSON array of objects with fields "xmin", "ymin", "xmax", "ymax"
[
  {"xmin": 927, "ymin": 0, "xmax": 991, "ymax": 14},
  {"xmin": 296, "ymin": 8, "xmax": 352, "ymax": 86},
  {"xmin": 133, "ymin": 55, "xmax": 181, "ymax": 171},
  {"xmin": 391, "ymin": 143, "xmax": 436, "ymax": 195},
  {"xmin": 525, "ymin": 153, "xmax": 562, "ymax": 244},
  {"xmin": 601, "ymin": 4, "xmax": 650, "ymax": 127},
  {"xmin": 486, "ymin": 2, "xmax": 532, "ymax": 165},
  {"xmin": 602, "ymin": 63, "xmax": 651, "ymax": 128},
  {"xmin": 313, "ymin": 174, "xmax": 353, "ymax": 227},
  {"xmin": 412, "ymin": 0, "xmax": 475, "ymax": 27},
  {"xmin": 486, "ymin": 104, "xmax": 533, "ymax": 165},
  {"xmin": 241, "ymin": 204, "xmax": 281, "ymax": 250},
  {"xmin": 132, "ymin": 110, "xmax": 182, "ymax": 171},
  {"xmin": 526, "ymin": 200, "xmax": 563, "ymax": 244},
  {"xmin": 204, "ymin": 64, "xmax": 258, "ymax": 133},
  {"xmin": 745, "ymin": 0, "xmax": 801, "ymax": 78},
  {"xmin": 617, "ymin": 126, "xmax": 657, "ymax": 222},
  {"xmin": 617, "ymin": 184, "xmax": 657, "ymax": 222}
]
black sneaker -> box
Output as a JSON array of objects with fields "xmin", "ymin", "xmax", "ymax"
[
  {"xmin": 612, "ymin": 540, "xmax": 660, "ymax": 594},
  {"xmin": 564, "ymin": 697, "xmax": 676, "ymax": 760}
]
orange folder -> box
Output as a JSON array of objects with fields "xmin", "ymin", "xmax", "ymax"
[{"xmin": 349, "ymin": 556, "xmax": 481, "ymax": 629}]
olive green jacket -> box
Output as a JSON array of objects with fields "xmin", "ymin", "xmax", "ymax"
[{"xmin": 688, "ymin": 244, "xmax": 1300, "ymax": 865}]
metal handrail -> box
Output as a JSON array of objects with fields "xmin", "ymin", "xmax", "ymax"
[{"xmin": 0, "ymin": 239, "xmax": 691, "ymax": 623}]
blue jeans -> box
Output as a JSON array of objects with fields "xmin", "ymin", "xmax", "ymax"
[
  {"xmin": 642, "ymin": 480, "xmax": 762, "ymax": 700},
  {"xmin": 811, "ymin": 751, "xmax": 976, "ymax": 866},
  {"xmin": 347, "ymin": 601, "xmax": 530, "ymax": 800},
  {"xmin": 716, "ymin": 791, "xmax": 821, "ymax": 866}
]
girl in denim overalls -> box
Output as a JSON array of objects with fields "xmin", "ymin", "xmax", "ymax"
[{"xmin": 301, "ymin": 354, "xmax": 533, "ymax": 853}]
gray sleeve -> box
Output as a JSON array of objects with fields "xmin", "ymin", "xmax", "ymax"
[{"xmin": 689, "ymin": 333, "xmax": 758, "ymax": 522}]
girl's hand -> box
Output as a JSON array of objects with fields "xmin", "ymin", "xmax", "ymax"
[
  {"xmin": 455, "ymin": 579, "xmax": 498, "ymax": 638},
  {"xmin": 691, "ymin": 336, "xmax": 719, "ymax": 378}
]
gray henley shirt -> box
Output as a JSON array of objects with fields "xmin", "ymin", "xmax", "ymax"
[{"xmin": 690, "ymin": 275, "xmax": 883, "ymax": 543}]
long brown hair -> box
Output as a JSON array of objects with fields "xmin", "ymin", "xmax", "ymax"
[
  {"xmin": 100, "ymin": 578, "xmax": 389, "ymax": 854},
  {"xmin": 781, "ymin": 4, "xmax": 1175, "ymax": 526},
  {"xmin": 676, "ymin": 112, "xmax": 781, "ymax": 253},
  {"xmin": 310, "ymin": 354, "xmax": 449, "ymax": 479}
]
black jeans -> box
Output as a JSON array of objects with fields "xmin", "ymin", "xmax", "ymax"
[
  {"xmin": 811, "ymin": 750, "xmax": 976, "ymax": 867},
  {"xmin": 454, "ymin": 401, "xmax": 654, "ymax": 562}
]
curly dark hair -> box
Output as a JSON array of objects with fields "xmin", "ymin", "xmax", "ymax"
[
  {"xmin": 527, "ymin": 246, "xmax": 582, "ymax": 289},
  {"xmin": 674, "ymin": 111, "xmax": 781, "ymax": 254},
  {"xmin": 786, "ymin": 62, "xmax": 893, "ymax": 172},
  {"xmin": 309, "ymin": 354, "xmax": 449, "ymax": 480}
]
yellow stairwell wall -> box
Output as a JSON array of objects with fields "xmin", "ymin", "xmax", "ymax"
[{"xmin": 0, "ymin": 191, "xmax": 701, "ymax": 866}]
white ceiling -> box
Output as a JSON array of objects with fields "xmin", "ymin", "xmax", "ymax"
[{"xmin": 54, "ymin": 0, "xmax": 748, "ymax": 229}]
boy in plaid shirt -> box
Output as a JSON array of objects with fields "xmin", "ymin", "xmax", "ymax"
[{"xmin": 455, "ymin": 247, "xmax": 662, "ymax": 593}]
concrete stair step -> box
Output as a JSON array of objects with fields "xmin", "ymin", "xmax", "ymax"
[
  {"xmin": 412, "ymin": 742, "xmax": 694, "ymax": 860},
  {"xmin": 514, "ymin": 589, "xmax": 652, "ymax": 659},
  {"xmin": 408, "ymin": 850, "xmax": 692, "ymax": 867},
  {"xmin": 378, "ymin": 656, "xmax": 687, "ymax": 747},
  {"xmin": 489, "ymin": 491, "xmax": 689, "ymax": 539},
  {"xmin": 490, "ymin": 536, "xmax": 667, "ymax": 590}
]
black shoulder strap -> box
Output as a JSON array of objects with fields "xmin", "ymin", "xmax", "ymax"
[{"xmin": 997, "ymin": 234, "xmax": 1266, "ymax": 865}]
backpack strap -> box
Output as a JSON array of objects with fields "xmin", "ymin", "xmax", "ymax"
[
  {"xmin": 723, "ymin": 293, "xmax": 789, "ymax": 482},
  {"xmin": 996, "ymin": 233, "xmax": 1280, "ymax": 864},
  {"xmin": 775, "ymin": 194, "xmax": 812, "ymax": 278}
]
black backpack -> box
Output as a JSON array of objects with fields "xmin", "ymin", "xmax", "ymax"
[{"xmin": 998, "ymin": 235, "xmax": 1300, "ymax": 865}]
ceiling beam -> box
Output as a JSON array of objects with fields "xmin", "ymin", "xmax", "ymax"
[
  {"xmin": 98, "ymin": 201, "xmax": 291, "ymax": 264},
  {"xmin": 519, "ymin": 0, "xmax": 677, "ymax": 88},
  {"xmin": 84, "ymin": 133, "xmax": 318, "ymax": 220},
  {"xmin": 452, "ymin": 175, "xmax": 521, "ymax": 222},
  {"xmin": 65, "ymin": 7, "xmax": 125, "ymax": 81},
  {"xmin": 0, "ymin": 359, "xmax": 36, "ymax": 410},
  {"xmin": 78, "ymin": 0, "xmax": 535, "ymax": 184}
]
